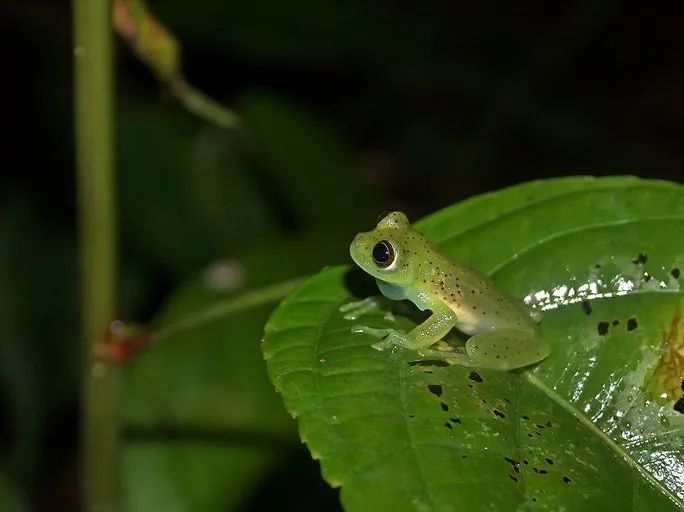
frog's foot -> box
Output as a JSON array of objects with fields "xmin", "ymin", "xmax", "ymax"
[
  {"xmin": 372, "ymin": 340, "xmax": 393, "ymax": 351},
  {"xmin": 340, "ymin": 297, "xmax": 382, "ymax": 320},
  {"xmin": 351, "ymin": 325, "xmax": 410, "ymax": 351},
  {"xmin": 464, "ymin": 330, "xmax": 550, "ymax": 370},
  {"xmin": 413, "ymin": 346, "xmax": 472, "ymax": 366},
  {"xmin": 433, "ymin": 340, "xmax": 454, "ymax": 351},
  {"xmin": 383, "ymin": 310, "xmax": 396, "ymax": 322}
]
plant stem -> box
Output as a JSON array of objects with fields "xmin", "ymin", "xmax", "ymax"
[
  {"xmin": 74, "ymin": 1, "xmax": 120, "ymax": 510},
  {"xmin": 170, "ymin": 79, "xmax": 241, "ymax": 131},
  {"xmin": 112, "ymin": 0, "xmax": 241, "ymax": 131}
]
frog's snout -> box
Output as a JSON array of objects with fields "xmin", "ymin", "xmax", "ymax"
[{"xmin": 349, "ymin": 232, "xmax": 369, "ymax": 266}]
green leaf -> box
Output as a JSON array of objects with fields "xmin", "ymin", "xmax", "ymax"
[
  {"xmin": 263, "ymin": 176, "xmax": 684, "ymax": 511},
  {"xmin": 121, "ymin": 443, "xmax": 278, "ymax": 512}
]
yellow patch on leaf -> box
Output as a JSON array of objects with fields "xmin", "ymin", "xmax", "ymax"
[{"xmin": 646, "ymin": 305, "xmax": 684, "ymax": 402}]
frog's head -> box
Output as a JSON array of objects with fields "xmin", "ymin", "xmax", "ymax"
[{"xmin": 350, "ymin": 211, "xmax": 419, "ymax": 286}]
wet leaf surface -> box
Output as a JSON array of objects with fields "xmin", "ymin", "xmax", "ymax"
[{"xmin": 263, "ymin": 176, "xmax": 684, "ymax": 511}]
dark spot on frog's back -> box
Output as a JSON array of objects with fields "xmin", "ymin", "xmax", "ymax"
[
  {"xmin": 672, "ymin": 268, "xmax": 681, "ymax": 279},
  {"xmin": 427, "ymin": 384, "xmax": 443, "ymax": 397},
  {"xmin": 440, "ymin": 402, "xmax": 449, "ymax": 411},
  {"xmin": 627, "ymin": 318, "xmax": 638, "ymax": 331},
  {"xmin": 468, "ymin": 371, "xmax": 483, "ymax": 383},
  {"xmin": 581, "ymin": 300, "xmax": 592, "ymax": 315}
]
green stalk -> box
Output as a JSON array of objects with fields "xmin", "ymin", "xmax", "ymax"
[{"xmin": 74, "ymin": 1, "xmax": 120, "ymax": 510}]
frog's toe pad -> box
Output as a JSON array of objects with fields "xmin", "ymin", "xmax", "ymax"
[
  {"xmin": 351, "ymin": 325, "xmax": 389, "ymax": 338},
  {"xmin": 339, "ymin": 297, "xmax": 381, "ymax": 320},
  {"xmin": 371, "ymin": 340, "xmax": 392, "ymax": 351},
  {"xmin": 434, "ymin": 340, "xmax": 453, "ymax": 351}
]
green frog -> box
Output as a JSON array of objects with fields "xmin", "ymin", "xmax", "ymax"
[{"xmin": 341, "ymin": 211, "xmax": 549, "ymax": 370}]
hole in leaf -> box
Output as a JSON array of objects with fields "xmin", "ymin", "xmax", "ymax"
[{"xmin": 427, "ymin": 384, "xmax": 443, "ymax": 397}]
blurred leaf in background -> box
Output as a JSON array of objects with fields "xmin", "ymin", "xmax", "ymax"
[
  {"xmin": 0, "ymin": 196, "xmax": 79, "ymax": 507},
  {"xmin": 120, "ymin": 277, "xmax": 293, "ymax": 510}
]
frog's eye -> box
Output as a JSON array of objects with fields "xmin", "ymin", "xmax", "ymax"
[{"xmin": 372, "ymin": 240, "xmax": 395, "ymax": 269}]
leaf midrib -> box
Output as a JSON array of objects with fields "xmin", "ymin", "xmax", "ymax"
[{"xmin": 397, "ymin": 360, "xmax": 438, "ymax": 509}]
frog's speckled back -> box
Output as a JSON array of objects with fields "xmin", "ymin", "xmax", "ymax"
[{"xmin": 408, "ymin": 237, "xmax": 537, "ymax": 335}]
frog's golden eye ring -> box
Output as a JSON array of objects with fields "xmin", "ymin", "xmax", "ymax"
[{"xmin": 372, "ymin": 240, "xmax": 396, "ymax": 269}]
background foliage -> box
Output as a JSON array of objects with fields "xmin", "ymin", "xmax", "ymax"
[{"xmin": 2, "ymin": 0, "xmax": 684, "ymax": 510}]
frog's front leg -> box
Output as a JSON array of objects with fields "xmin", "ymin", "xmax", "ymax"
[
  {"xmin": 340, "ymin": 297, "xmax": 396, "ymax": 322},
  {"xmin": 354, "ymin": 303, "xmax": 457, "ymax": 352},
  {"xmin": 398, "ymin": 304, "xmax": 457, "ymax": 350},
  {"xmin": 339, "ymin": 297, "xmax": 381, "ymax": 320}
]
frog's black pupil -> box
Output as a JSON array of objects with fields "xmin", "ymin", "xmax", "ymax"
[{"xmin": 372, "ymin": 240, "xmax": 394, "ymax": 268}]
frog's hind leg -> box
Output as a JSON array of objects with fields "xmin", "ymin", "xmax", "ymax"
[
  {"xmin": 414, "ymin": 340, "xmax": 462, "ymax": 359},
  {"xmin": 464, "ymin": 329, "xmax": 550, "ymax": 370},
  {"xmin": 413, "ymin": 330, "xmax": 549, "ymax": 370},
  {"xmin": 414, "ymin": 345, "xmax": 472, "ymax": 367}
]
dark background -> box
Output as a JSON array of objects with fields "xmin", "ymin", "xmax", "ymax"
[{"xmin": 1, "ymin": 0, "xmax": 683, "ymax": 510}]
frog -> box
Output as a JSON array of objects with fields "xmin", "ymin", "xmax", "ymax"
[{"xmin": 340, "ymin": 211, "xmax": 550, "ymax": 370}]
